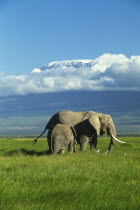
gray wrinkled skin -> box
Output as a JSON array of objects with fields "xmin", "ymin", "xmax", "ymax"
[
  {"xmin": 34, "ymin": 110, "xmax": 117, "ymax": 152},
  {"xmin": 46, "ymin": 110, "xmax": 116, "ymax": 152},
  {"xmin": 47, "ymin": 124, "xmax": 76, "ymax": 154}
]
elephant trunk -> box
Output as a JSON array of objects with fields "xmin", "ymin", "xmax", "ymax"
[
  {"xmin": 107, "ymin": 122, "xmax": 125, "ymax": 143},
  {"xmin": 106, "ymin": 123, "xmax": 125, "ymax": 153},
  {"xmin": 107, "ymin": 122, "xmax": 116, "ymax": 137},
  {"xmin": 33, "ymin": 125, "xmax": 48, "ymax": 144}
]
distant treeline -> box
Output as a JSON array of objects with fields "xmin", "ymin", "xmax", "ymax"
[{"xmin": 1, "ymin": 134, "xmax": 140, "ymax": 139}]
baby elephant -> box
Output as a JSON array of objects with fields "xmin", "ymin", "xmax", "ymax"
[{"xmin": 47, "ymin": 124, "xmax": 76, "ymax": 154}]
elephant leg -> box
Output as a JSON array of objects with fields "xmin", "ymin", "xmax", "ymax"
[
  {"xmin": 51, "ymin": 137, "xmax": 61, "ymax": 154},
  {"xmin": 90, "ymin": 133, "xmax": 97, "ymax": 150},
  {"xmin": 52, "ymin": 145, "xmax": 59, "ymax": 154},
  {"xmin": 73, "ymin": 141, "xmax": 77, "ymax": 153},
  {"xmin": 107, "ymin": 136, "xmax": 115, "ymax": 152},
  {"xmin": 47, "ymin": 129, "xmax": 52, "ymax": 152},
  {"xmin": 80, "ymin": 135, "xmax": 89, "ymax": 152},
  {"xmin": 68, "ymin": 140, "xmax": 74, "ymax": 153}
]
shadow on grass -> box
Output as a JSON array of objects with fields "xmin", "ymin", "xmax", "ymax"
[{"xmin": 6, "ymin": 148, "xmax": 51, "ymax": 156}]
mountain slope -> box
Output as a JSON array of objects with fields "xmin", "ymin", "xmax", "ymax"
[{"xmin": 0, "ymin": 91, "xmax": 140, "ymax": 136}]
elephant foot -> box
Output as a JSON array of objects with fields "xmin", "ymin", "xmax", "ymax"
[
  {"xmin": 51, "ymin": 152, "xmax": 57, "ymax": 155},
  {"xmin": 59, "ymin": 149, "xmax": 65, "ymax": 154}
]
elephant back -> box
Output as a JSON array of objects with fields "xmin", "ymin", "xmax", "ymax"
[
  {"xmin": 46, "ymin": 110, "xmax": 97, "ymax": 129},
  {"xmin": 83, "ymin": 111, "xmax": 97, "ymax": 120},
  {"xmin": 59, "ymin": 110, "xmax": 86, "ymax": 126},
  {"xmin": 46, "ymin": 112, "xmax": 60, "ymax": 129}
]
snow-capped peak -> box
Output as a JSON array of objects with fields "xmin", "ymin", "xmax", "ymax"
[{"xmin": 39, "ymin": 59, "xmax": 93, "ymax": 71}]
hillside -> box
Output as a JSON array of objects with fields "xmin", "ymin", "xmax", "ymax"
[{"xmin": 0, "ymin": 91, "xmax": 140, "ymax": 136}]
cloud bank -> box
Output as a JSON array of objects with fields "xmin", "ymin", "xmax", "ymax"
[{"xmin": 1, "ymin": 53, "xmax": 140, "ymax": 96}]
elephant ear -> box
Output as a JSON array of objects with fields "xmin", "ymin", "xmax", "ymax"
[{"xmin": 89, "ymin": 115, "xmax": 100, "ymax": 135}]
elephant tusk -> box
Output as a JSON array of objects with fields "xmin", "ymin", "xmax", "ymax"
[{"xmin": 112, "ymin": 135, "xmax": 126, "ymax": 143}]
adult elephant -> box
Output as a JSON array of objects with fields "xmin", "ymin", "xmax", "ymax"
[{"xmin": 34, "ymin": 110, "xmax": 125, "ymax": 152}]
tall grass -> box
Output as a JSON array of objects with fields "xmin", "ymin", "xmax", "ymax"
[{"xmin": 0, "ymin": 137, "xmax": 140, "ymax": 210}]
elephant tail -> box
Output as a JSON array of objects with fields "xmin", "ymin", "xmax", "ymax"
[{"xmin": 33, "ymin": 125, "xmax": 48, "ymax": 144}]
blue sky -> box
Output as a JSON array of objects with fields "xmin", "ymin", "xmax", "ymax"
[
  {"xmin": 0, "ymin": 0, "xmax": 140, "ymax": 135},
  {"xmin": 0, "ymin": 0, "xmax": 140, "ymax": 74}
]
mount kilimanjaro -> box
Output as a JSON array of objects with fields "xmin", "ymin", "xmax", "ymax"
[
  {"xmin": 33, "ymin": 60, "xmax": 93, "ymax": 72},
  {"xmin": 1, "ymin": 56, "xmax": 140, "ymax": 136}
]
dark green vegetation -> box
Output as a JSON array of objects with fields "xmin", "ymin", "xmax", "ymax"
[{"xmin": 0, "ymin": 137, "xmax": 140, "ymax": 210}]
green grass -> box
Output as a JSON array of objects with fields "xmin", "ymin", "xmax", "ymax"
[{"xmin": 0, "ymin": 137, "xmax": 140, "ymax": 210}]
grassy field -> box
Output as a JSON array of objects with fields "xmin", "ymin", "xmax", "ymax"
[{"xmin": 0, "ymin": 137, "xmax": 140, "ymax": 210}]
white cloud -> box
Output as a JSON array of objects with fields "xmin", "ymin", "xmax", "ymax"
[
  {"xmin": 91, "ymin": 54, "xmax": 129, "ymax": 72},
  {"xmin": 32, "ymin": 68, "xmax": 41, "ymax": 73},
  {"xmin": 0, "ymin": 53, "xmax": 140, "ymax": 96}
]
